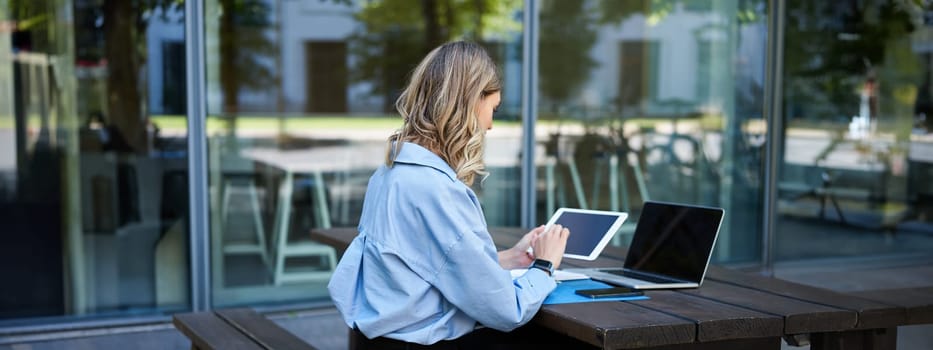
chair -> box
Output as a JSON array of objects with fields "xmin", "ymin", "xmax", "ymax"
[
  {"xmin": 544, "ymin": 139, "xmax": 650, "ymax": 210},
  {"xmin": 271, "ymin": 173, "xmax": 337, "ymax": 285},
  {"xmin": 209, "ymin": 136, "xmax": 271, "ymax": 287},
  {"xmin": 544, "ymin": 146, "xmax": 646, "ymax": 247},
  {"xmin": 220, "ymin": 176, "xmax": 269, "ymax": 269}
]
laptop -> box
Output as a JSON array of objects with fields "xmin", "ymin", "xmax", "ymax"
[{"xmin": 564, "ymin": 201, "xmax": 724, "ymax": 289}]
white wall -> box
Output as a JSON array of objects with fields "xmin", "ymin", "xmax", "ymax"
[
  {"xmin": 281, "ymin": 1, "xmax": 371, "ymax": 113},
  {"xmin": 579, "ymin": 7, "xmax": 726, "ymax": 113}
]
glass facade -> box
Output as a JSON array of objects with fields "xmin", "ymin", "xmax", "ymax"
[
  {"xmin": 201, "ymin": 0, "xmax": 524, "ymax": 307},
  {"xmin": 0, "ymin": 0, "xmax": 189, "ymax": 326},
  {"xmin": 776, "ymin": 0, "xmax": 933, "ymax": 260},
  {"xmin": 0, "ymin": 0, "xmax": 931, "ymax": 334},
  {"xmin": 534, "ymin": 0, "xmax": 768, "ymax": 263}
]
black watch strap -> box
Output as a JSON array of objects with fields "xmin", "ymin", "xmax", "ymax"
[{"xmin": 530, "ymin": 259, "xmax": 554, "ymax": 276}]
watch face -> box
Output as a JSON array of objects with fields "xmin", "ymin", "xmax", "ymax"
[{"xmin": 534, "ymin": 259, "xmax": 553, "ymax": 272}]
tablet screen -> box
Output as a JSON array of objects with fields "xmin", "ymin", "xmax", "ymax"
[{"xmin": 546, "ymin": 208, "xmax": 628, "ymax": 260}]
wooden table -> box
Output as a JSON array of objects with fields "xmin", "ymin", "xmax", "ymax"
[{"xmin": 311, "ymin": 227, "xmax": 921, "ymax": 350}]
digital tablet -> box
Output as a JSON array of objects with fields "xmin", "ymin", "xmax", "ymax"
[{"xmin": 545, "ymin": 208, "xmax": 628, "ymax": 260}]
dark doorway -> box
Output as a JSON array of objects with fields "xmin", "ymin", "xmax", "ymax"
[
  {"xmin": 305, "ymin": 41, "xmax": 347, "ymax": 113},
  {"xmin": 162, "ymin": 41, "xmax": 186, "ymax": 115},
  {"xmin": 618, "ymin": 41, "xmax": 647, "ymax": 110}
]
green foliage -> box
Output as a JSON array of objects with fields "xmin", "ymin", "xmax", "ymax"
[
  {"xmin": 538, "ymin": 0, "xmax": 765, "ymax": 116},
  {"xmin": 347, "ymin": 0, "xmax": 521, "ymax": 111},
  {"xmin": 353, "ymin": 0, "xmax": 520, "ymax": 42},
  {"xmin": 7, "ymin": 0, "xmax": 53, "ymax": 51},
  {"xmin": 783, "ymin": 0, "xmax": 923, "ymax": 121},
  {"xmin": 597, "ymin": 0, "xmax": 762, "ymax": 25},
  {"xmin": 218, "ymin": 0, "xmax": 276, "ymax": 112},
  {"xmin": 539, "ymin": 0, "xmax": 597, "ymax": 109},
  {"xmin": 597, "ymin": 0, "xmax": 675, "ymax": 24}
]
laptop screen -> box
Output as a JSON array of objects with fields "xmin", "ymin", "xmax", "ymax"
[{"xmin": 623, "ymin": 201, "xmax": 724, "ymax": 283}]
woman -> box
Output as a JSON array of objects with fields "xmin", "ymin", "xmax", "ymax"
[{"xmin": 328, "ymin": 41, "xmax": 570, "ymax": 348}]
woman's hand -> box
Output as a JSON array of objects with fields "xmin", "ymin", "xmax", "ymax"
[
  {"xmin": 531, "ymin": 224, "xmax": 570, "ymax": 270},
  {"xmin": 498, "ymin": 225, "xmax": 545, "ymax": 270}
]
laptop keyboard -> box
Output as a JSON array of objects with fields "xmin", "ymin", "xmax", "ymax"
[{"xmin": 603, "ymin": 269, "xmax": 676, "ymax": 283}]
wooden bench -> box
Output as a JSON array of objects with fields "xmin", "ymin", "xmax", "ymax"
[{"xmin": 173, "ymin": 308, "xmax": 317, "ymax": 350}]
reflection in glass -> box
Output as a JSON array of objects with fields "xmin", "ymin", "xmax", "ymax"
[
  {"xmin": 777, "ymin": 0, "xmax": 933, "ymax": 260},
  {"xmin": 536, "ymin": 0, "xmax": 768, "ymax": 263},
  {"xmin": 203, "ymin": 0, "xmax": 523, "ymax": 307},
  {"xmin": 0, "ymin": 0, "xmax": 189, "ymax": 325}
]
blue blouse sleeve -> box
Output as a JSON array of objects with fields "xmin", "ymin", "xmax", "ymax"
[{"xmin": 419, "ymin": 183, "xmax": 557, "ymax": 331}]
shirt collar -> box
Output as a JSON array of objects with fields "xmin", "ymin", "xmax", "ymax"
[{"xmin": 393, "ymin": 142, "xmax": 458, "ymax": 182}]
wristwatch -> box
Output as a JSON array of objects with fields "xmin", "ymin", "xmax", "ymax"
[{"xmin": 530, "ymin": 259, "xmax": 554, "ymax": 276}]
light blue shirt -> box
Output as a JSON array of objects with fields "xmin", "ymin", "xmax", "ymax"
[{"xmin": 327, "ymin": 142, "xmax": 556, "ymax": 345}]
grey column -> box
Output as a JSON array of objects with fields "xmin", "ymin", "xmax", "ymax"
[
  {"xmin": 185, "ymin": 0, "xmax": 210, "ymax": 311},
  {"xmin": 521, "ymin": 0, "xmax": 540, "ymax": 229},
  {"xmin": 761, "ymin": 0, "xmax": 786, "ymax": 276}
]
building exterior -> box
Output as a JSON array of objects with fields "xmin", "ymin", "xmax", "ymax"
[{"xmin": 1, "ymin": 0, "xmax": 931, "ymax": 342}]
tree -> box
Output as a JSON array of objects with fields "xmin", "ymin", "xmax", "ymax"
[
  {"xmin": 78, "ymin": 0, "xmax": 183, "ymax": 153},
  {"xmin": 783, "ymin": 0, "xmax": 922, "ymax": 122},
  {"xmin": 538, "ymin": 0, "xmax": 598, "ymax": 114},
  {"xmin": 12, "ymin": 0, "xmax": 278, "ymax": 152},
  {"xmin": 101, "ymin": 0, "xmax": 150, "ymax": 153},
  {"xmin": 348, "ymin": 0, "xmax": 521, "ymax": 112},
  {"xmin": 218, "ymin": 0, "xmax": 275, "ymax": 115}
]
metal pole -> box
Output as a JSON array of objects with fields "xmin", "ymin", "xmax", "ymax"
[
  {"xmin": 185, "ymin": 0, "xmax": 211, "ymax": 311},
  {"xmin": 761, "ymin": 0, "xmax": 786, "ymax": 277},
  {"xmin": 521, "ymin": 0, "xmax": 540, "ymax": 228}
]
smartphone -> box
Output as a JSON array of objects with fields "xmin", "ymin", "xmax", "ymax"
[{"xmin": 575, "ymin": 287, "xmax": 644, "ymax": 299}]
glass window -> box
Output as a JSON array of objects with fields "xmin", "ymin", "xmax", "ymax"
[
  {"xmin": 535, "ymin": 0, "xmax": 768, "ymax": 263},
  {"xmin": 777, "ymin": 0, "xmax": 933, "ymax": 260},
  {"xmin": 203, "ymin": 0, "xmax": 524, "ymax": 307},
  {"xmin": 0, "ymin": 0, "xmax": 189, "ymax": 326}
]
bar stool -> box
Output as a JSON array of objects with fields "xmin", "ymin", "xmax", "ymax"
[
  {"xmin": 220, "ymin": 177, "xmax": 270, "ymax": 269},
  {"xmin": 271, "ymin": 172, "xmax": 337, "ymax": 285}
]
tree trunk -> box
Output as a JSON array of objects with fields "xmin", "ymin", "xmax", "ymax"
[
  {"xmin": 220, "ymin": 0, "xmax": 239, "ymax": 114},
  {"xmin": 103, "ymin": 0, "xmax": 145, "ymax": 153},
  {"xmin": 474, "ymin": 0, "xmax": 485, "ymax": 39},
  {"xmin": 421, "ymin": 0, "xmax": 442, "ymax": 51}
]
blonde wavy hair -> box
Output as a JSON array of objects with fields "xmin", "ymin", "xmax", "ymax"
[{"xmin": 387, "ymin": 41, "xmax": 501, "ymax": 186}]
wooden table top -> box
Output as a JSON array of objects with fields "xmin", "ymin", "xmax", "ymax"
[{"xmin": 311, "ymin": 227, "xmax": 913, "ymax": 349}]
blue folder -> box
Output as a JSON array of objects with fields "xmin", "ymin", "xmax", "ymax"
[{"xmin": 543, "ymin": 279, "xmax": 650, "ymax": 305}]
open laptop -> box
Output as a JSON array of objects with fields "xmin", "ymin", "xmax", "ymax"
[{"xmin": 565, "ymin": 201, "xmax": 724, "ymax": 289}]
